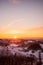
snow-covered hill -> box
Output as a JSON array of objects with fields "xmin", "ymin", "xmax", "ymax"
[{"xmin": 0, "ymin": 43, "xmax": 43, "ymax": 61}]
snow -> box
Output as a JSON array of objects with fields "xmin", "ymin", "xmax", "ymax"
[
  {"xmin": 0, "ymin": 44, "xmax": 43, "ymax": 61},
  {"xmin": 7, "ymin": 44, "xmax": 43, "ymax": 59}
]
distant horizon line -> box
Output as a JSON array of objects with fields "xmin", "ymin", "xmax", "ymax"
[{"xmin": 0, "ymin": 37, "xmax": 43, "ymax": 40}]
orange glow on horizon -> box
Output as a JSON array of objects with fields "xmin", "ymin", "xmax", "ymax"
[{"xmin": 0, "ymin": 27, "xmax": 43, "ymax": 39}]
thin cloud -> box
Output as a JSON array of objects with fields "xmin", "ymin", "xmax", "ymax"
[
  {"xmin": 9, "ymin": 0, "xmax": 17, "ymax": 3},
  {"xmin": 9, "ymin": 0, "xmax": 20, "ymax": 4}
]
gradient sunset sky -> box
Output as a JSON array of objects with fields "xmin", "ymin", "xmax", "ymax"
[{"xmin": 0, "ymin": 0, "xmax": 43, "ymax": 39}]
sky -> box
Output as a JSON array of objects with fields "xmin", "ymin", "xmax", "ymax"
[{"xmin": 0, "ymin": 0, "xmax": 43, "ymax": 39}]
